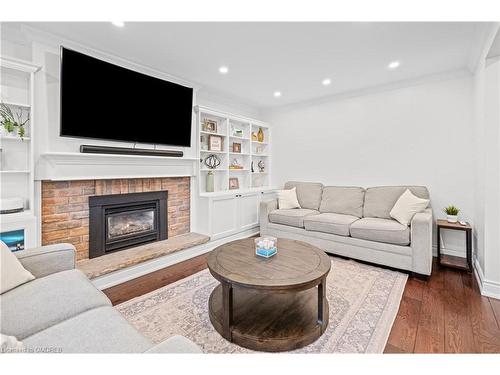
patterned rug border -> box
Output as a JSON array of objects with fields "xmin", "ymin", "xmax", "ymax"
[{"xmin": 118, "ymin": 257, "xmax": 408, "ymax": 353}]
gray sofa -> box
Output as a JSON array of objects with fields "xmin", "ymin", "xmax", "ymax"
[
  {"xmin": 260, "ymin": 182, "xmax": 433, "ymax": 276},
  {"xmin": 0, "ymin": 243, "xmax": 202, "ymax": 353}
]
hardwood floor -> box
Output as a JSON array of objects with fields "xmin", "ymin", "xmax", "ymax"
[
  {"xmin": 104, "ymin": 254, "xmax": 500, "ymax": 353},
  {"xmin": 103, "ymin": 252, "xmax": 210, "ymax": 305},
  {"xmin": 385, "ymin": 259, "xmax": 500, "ymax": 353}
]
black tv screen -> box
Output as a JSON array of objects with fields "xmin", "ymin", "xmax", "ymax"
[{"xmin": 60, "ymin": 47, "xmax": 193, "ymax": 147}]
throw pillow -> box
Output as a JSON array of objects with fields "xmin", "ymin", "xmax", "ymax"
[
  {"xmin": 278, "ymin": 187, "xmax": 301, "ymax": 209},
  {"xmin": 1, "ymin": 334, "xmax": 24, "ymax": 353},
  {"xmin": 0, "ymin": 241, "xmax": 34, "ymax": 294},
  {"xmin": 390, "ymin": 189, "xmax": 430, "ymax": 226}
]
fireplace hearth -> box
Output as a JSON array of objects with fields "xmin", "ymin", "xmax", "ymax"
[{"xmin": 89, "ymin": 191, "xmax": 167, "ymax": 259}]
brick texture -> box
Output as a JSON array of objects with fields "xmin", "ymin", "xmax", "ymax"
[{"xmin": 41, "ymin": 177, "xmax": 190, "ymax": 260}]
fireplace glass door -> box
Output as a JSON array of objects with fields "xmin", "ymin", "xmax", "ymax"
[
  {"xmin": 104, "ymin": 203, "xmax": 159, "ymax": 252},
  {"xmin": 107, "ymin": 208, "xmax": 156, "ymax": 241}
]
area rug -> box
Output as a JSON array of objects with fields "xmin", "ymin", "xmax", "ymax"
[{"xmin": 117, "ymin": 257, "xmax": 407, "ymax": 353}]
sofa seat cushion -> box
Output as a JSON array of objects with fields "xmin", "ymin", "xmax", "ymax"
[
  {"xmin": 350, "ymin": 218, "xmax": 410, "ymax": 245},
  {"xmin": 268, "ymin": 209, "xmax": 319, "ymax": 228},
  {"xmin": 284, "ymin": 181, "xmax": 323, "ymax": 210},
  {"xmin": 0, "ymin": 269, "xmax": 111, "ymax": 340},
  {"xmin": 304, "ymin": 213, "xmax": 359, "ymax": 236},
  {"xmin": 23, "ymin": 306, "xmax": 152, "ymax": 353},
  {"xmin": 319, "ymin": 186, "xmax": 365, "ymax": 217}
]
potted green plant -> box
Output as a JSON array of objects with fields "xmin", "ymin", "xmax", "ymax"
[
  {"xmin": 443, "ymin": 205, "xmax": 460, "ymax": 223},
  {"xmin": 0, "ymin": 103, "xmax": 29, "ymax": 140}
]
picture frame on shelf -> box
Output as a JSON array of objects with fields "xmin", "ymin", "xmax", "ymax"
[
  {"xmin": 229, "ymin": 177, "xmax": 240, "ymax": 190},
  {"xmin": 208, "ymin": 135, "xmax": 223, "ymax": 151},
  {"xmin": 203, "ymin": 119, "xmax": 218, "ymax": 133},
  {"xmin": 232, "ymin": 142, "xmax": 241, "ymax": 153}
]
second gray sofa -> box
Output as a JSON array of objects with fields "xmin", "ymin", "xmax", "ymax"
[
  {"xmin": 0, "ymin": 243, "xmax": 202, "ymax": 353},
  {"xmin": 260, "ymin": 182, "xmax": 433, "ymax": 276}
]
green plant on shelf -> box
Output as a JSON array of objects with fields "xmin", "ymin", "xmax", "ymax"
[
  {"xmin": 0, "ymin": 103, "xmax": 29, "ymax": 140},
  {"xmin": 443, "ymin": 205, "xmax": 460, "ymax": 216}
]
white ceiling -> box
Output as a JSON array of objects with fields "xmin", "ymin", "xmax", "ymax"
[{"xmin": 26, "ymin": 22, "xmax": 489, "ymax": 109}]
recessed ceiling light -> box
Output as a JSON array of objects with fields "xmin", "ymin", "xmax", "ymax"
[
  {"xmin": 322, "ymin": 78, "xmax": 331, "ymax": 86},
  {"xmin": 218, "ymin": 66, "xmax": 229, "ymax": 74},
  {"xmin": 273, "ymin": 91, "xmax": 282, "ymax": 98},
  {"xmin": 111, "ymin": 21, "xmax": 125, "ymax": 27},
  {"xmin": 388, "ymin": 61, "xmax": 400, "ymax": 69}
]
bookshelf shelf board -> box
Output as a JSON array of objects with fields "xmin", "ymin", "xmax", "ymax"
[{"xmin": 201, "ymin": 131, "xmax": 226, "ymax": 137}]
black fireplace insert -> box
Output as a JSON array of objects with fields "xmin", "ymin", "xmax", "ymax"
[{"xmin": 88, "ymin": 191, "xmax": 167, "ymax": 259}]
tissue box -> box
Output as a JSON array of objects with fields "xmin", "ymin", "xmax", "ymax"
[{"xmin": 255, "ymin": 236, "xmax": 277, "ymax": 258}]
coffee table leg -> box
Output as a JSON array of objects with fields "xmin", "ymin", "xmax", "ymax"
[
  {"xmin": 222, "ymin": 281, "xmax": 233, "ymax": 341},
  {"xmin": 317, "ymin": 277, "xmax": 326, "ymax": 327}
]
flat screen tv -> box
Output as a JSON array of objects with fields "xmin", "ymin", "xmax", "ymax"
[{"xmin": 60, "ymin": 47, "xmax": 193, "ymax": 147}]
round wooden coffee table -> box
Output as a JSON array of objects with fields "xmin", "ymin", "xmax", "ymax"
[{"xmin": 207, "ymin": 238, "xmax": 331, "ymax": 352}]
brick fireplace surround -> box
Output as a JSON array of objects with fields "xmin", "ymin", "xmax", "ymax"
[{"xmin": 41, "ymin": 177, "xmax": 190, "ymax": 261}]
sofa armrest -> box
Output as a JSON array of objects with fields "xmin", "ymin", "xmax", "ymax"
[
  {"xmin": 259, "ymin": 199, "xmax": 278, "ymax": 234},
  {"xmin": 144, "ymin": 335, "xmax": 202, "ymax": 353},
  {"xmin": 410, "ymin": 208, "xmax": 433, "ymax": 276},
  {"xmin": 15, "ymin": 243, "xmax": 76, "ymax": 278}
]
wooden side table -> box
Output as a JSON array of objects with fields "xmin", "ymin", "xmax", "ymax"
[{"xmin": 436, "ymin": 219, "xmax": 472, "ymax": 272}]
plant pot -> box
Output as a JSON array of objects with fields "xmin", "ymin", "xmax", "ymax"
[{"xmin": 447, "ymin": 215, "xmax": 458, "ymax": 223}]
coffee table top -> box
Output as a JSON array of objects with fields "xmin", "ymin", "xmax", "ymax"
[{"xmin": 207, "ymin": 238, "xmax": 331, "ymax": 290}]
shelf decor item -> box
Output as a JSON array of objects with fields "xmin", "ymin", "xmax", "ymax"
[
  {"xmin": 204, "ymin": 154, "xmax": 221, "ymax": 169},
  {"xmin": 203, "ymin": 118, "xmax": 218, "ymax": 133},
  {"xmin": 229, "ymin": 158, "xmax": 244, "ymax": 170},
  {"xmin": 209, "ymin": 135, "xmax": 223, "ymax": 151},
  {"xmin": 203, "ymin": 154, "xmax": 221, "ymax": 193},
  {"xmin": 232, "ymin": 142, "xmax": 241, "ymax": 153},
  {"xmin": 0, "ymin": 103, "xmax": 29, "ymax": 140},
  {"xmin": 258, "ymin": 160, "xmax": 265, "ymax": 173},
  {"xmin": 200, "ymin": 135, "xmax": 208, "ymax": 150},
  {"xmin": 257, "ymin": 127, "xmax": 264, "ymax": 142},
  {"xmin": 443, "ymin": 205, "xmax": 460, "ymax": 223},
  {"xmin": 255, "ymin": 236, "xmax": 277, "ymax": 258},
  {"xmin": 206, "ymin": 171, "xmax": 215, "ymax": 192},
  {"xmin": 229, "ymin": 177, "xmax": 239, "ymax": 190},
  {"xmin": 251, "ymin": 132, "xmax": 258, "ymax": 141}
]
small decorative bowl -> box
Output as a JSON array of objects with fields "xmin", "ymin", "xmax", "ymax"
[{"xmin": 255, "ymin": 236, "xmax": 277, "ymax": 258}]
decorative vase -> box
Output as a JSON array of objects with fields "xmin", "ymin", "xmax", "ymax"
[
  {"xmin": 447, "ymin": 215, "xmax": 458, "ymax": 223},
  {"xmin": 206, "ymin": 171, "xmax": 214, "ymax": 193},
  {"xmin": 257, "ymin": 127, "xmax": 264, "ymax": 142}
]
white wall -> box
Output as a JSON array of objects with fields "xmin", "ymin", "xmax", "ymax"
[
  {"xmin": 473, "ymin": 56, "xmax": 500, "ymax": 298},
  {"xmin": 266, "ymin": 73, "xmax": 475, "ymax": 254}
]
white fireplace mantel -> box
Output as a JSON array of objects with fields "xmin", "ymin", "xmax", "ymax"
[{"xmin": 35, "ymin": 152, "xmax": 199, "ymax": 181}]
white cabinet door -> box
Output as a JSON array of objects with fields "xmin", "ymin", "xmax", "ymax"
[
  {"xmin": 210, "ymin": 195, "xmax": 238, "ymax": 240},
  {"xmin": 238, "ymin": 192, "xmax": 260, "ymax": 231}
]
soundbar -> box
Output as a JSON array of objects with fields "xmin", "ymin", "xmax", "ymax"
[{"xmin": 80, "ymin": 145, "xmax": 184, "ymax": 158}]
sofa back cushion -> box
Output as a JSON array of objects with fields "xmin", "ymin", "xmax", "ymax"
[
  {"xmin": 363, "ymin": 186, "xmax": 430, "ymax": 219},
  {"xmin": 319, "ymin": 186, "xmax": 365, "ymax": 217},
  {"xmin": 284, "ymin": 181, "xmax": 323, "ymax": 210}
]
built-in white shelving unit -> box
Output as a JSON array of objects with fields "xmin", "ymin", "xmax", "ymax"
[
  {"xmin": 195, "ymin": 105, "xmax": 271, "ymax": 196},
  {"xmin": 0, "ymin": 55, "xmax": 40, "ymax": 248},
  {"xmin": 194, "ymin": 105, "xmax": 276, "ymax": 241}
]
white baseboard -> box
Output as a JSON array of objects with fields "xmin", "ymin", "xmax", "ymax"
[
  {"xmin": 91, "ymin": 228, "xmax": 259, "ymax": 290},
  {"xmin": 473, "ymin": 258, "xmax": 500, "ymax": 300}
]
